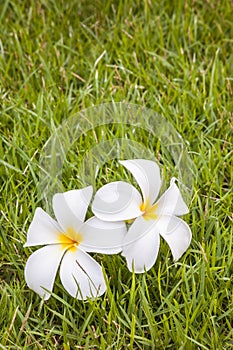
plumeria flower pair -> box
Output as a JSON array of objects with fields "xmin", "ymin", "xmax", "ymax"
[{"xmin": 24, "ymin": 159, "xmax": 192, "ymax": 300}]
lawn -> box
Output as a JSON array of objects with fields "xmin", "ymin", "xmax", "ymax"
[{"xmin": 0, "ymin": 0, "xmax": 232, "ymax": 349}]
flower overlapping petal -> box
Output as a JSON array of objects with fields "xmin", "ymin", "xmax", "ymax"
[{"xmin": 24, "ymin": 186, "xmax": 126, "ymax": 300}]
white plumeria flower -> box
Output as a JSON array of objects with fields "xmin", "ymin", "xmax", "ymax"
[
  {"xmin": 92, "ymin": 159, "xmax": 192, "ymax": 273},
  {"xmin": 24, "ymin": 186, "xmax": 126, "ymax": 300}
]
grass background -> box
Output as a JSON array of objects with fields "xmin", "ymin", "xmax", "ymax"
[{"xmin": 0, "ymin": 0, "xmax": 232, "ymax": 349}]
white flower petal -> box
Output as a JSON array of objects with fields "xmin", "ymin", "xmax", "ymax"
[
  {"xmin": 24, "ymin": 208, "xmax": 62, "ymax": 247},
  {"xmin": 156, "ymin": 178, "xmax": 189, "ymax": 216},
  {"xmin": 24, "ymin": 244, "xmax": 65, "ymax": 300},
  {"xmin": 92, "ymin": 181, "xmax": 142, "ymax": 221},
  {"xmin": 122, "ymin": 216, "xmax": 158, "ymax": 246},
  {"xmin": 119, "ymin": 159, "xmax": 161, "ymax": 205},
  {"xmin": 60, "ymin": 248, "xmax": 106, "ymax": 299},
  {"xmin": 80, "ymin": 217, "xmax": 127, "ymax": 254},
  {"xmin": 122, "ymin": 219, "xmax": 160, "ymax": 273},
  {"xmin": 52, "ymin": 186, "xmax": 93, "ymax": 232},
  {"xmin": 157, "ymin": 215, "xmax": 192, "ymax": 260}
]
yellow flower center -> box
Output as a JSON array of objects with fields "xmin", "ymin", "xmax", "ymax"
[
  {"xmin": 59, "ymin": 227, "xmax": 83, "ymax": 252},
  {"xmin": 140, "ymin": 199, "xmax": 158, "ymax": 221}
]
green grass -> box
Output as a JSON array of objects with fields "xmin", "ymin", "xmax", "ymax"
[{"xmin": 0, "ymin": 0, "xmax": 232, "ymax": 349}]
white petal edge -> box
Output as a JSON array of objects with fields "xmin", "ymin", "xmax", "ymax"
[
  {"xmin": 156, "ymin": 215, "xmax": 192, "ymax": 261},
  {"xmin": 156, "ymin": 178, "xmax": 189, "ymax": 216},
  {"xmin": 80, "ymin": 216, "xmax": 127, "ymax": 254},
  {"xmin": 24, "ymin": 244, "xmax": 65, "ymax": 300},
  {"xmin": 121, "ymin": 216, "xmax": 159, "ymax": 246},
  {"xmin": 24, "ymin": 208, "xmax": 62, "ymax": 247},
  {"xmin": 52, "ymin": 186, "xmax": 93, "ymax": 232},
  {"xmin": 92, "ymin": 181, "xmax": 142, "ymax": 222},
  {"xmin": 119, "ymin": 159, "xmax": 161, "ymax": 205},
  {"xmin": 122, "ymin": 223, "xmax": 160, "ymax": 273},
  {"xmin": 60, "ymin": 248, "xmax": 106, "ymax": 300}
]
